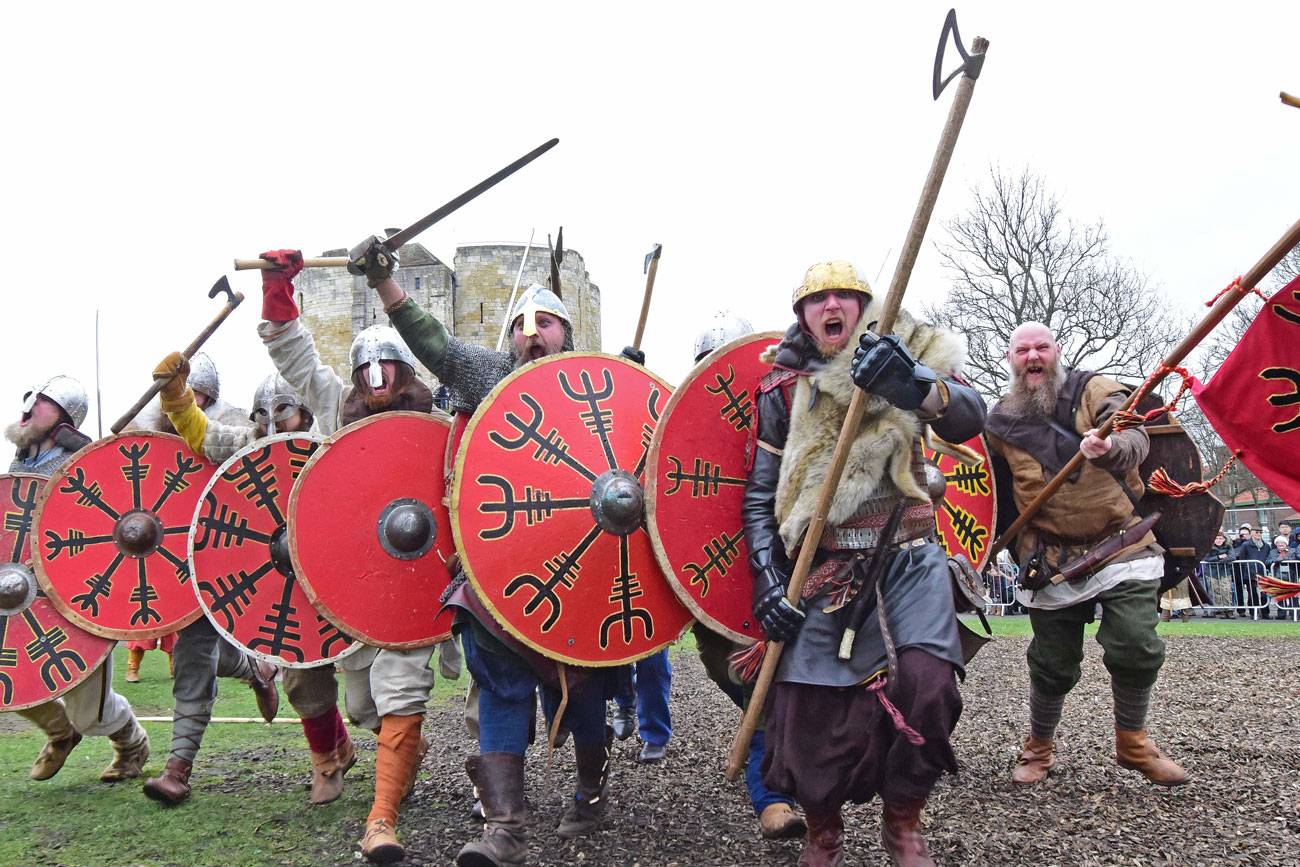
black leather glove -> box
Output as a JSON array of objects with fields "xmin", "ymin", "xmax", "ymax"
[
  {"xmin": 346, "ymin": 234, "xmax": 400, "ymax": 288},
  {"xmin": 850, "ymin": 332, "xmax": 937, "ymax": 411},
  {"xmin": 750, "ymin": 547, "xmax": 804, "ymax": 643},
  {"xmin": 620, "ymin": 346, "xmax": 645, "ymax": 365}
]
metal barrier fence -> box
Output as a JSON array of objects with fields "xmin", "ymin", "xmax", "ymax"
[
  {"xmin": 1195, "ymin": 560, "xmax": 1299, "ymax": 621},
  {"xmin": 978, "ymin": 557, "xmax": 1299, "ymax": 620}
]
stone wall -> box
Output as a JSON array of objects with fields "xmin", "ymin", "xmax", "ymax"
[{"xmin": 296, "ymin": 242, "xmax": 601, "ymax": 386}]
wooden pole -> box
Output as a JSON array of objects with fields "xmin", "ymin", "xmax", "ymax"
[
  {"xmin": 233, "ymin": 257, "xmax": 348, "ymax": 271},
  {"xmin": 1281, "ymin": 92, "xmax": 1299, "ymax": 109},
  {"xmin": 987, "ymin": 216, "xmax": 1300, "ymax": 562},
  {"xmin": 110, "ymin": 285, "xmax": 245, "ymax": 434},
  {"xmin": 633, "ymin": 244, "xmax": 663, "ymax": 352},
  {"xmin": 724, "ymin": 33, "xmax": 991, "ymax": 782}
]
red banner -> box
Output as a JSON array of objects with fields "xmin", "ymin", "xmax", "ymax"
[{"xmin": 1192, "ymin": 273, "xmax": 1300, "ymax": 510}]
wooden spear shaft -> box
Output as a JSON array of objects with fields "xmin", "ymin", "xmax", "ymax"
[
  {"xmin": 987, "ymin": 216, "xmax": 1300, "ymax": 562},
  {"xmin": 724, "ymin": 34, "xmax": 990, "ymax": 782},
  {"xmin": 233, "ymin": 257, "xmax": 348, "ymax": 271}
]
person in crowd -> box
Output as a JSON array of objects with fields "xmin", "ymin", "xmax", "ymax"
[{"xmin": 1201, "ymin": 532, "xmax": 1237, "ymax": 618}]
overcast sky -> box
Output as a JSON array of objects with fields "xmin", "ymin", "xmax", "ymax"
[{"xmin": 3, "ymin": 1, "xmax": 1296, "ymax": 434}]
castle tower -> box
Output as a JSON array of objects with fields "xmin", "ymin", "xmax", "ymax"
[{"xmin": 296, "ymin": 241, "xmax": 601, "ymax": 387}]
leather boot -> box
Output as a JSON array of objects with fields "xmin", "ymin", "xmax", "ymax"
[
  {"xmin": 759, "ymin": 801, "xmax": 807, "ymax": 840},
  {"xmin": 611, "ymin": 705, "xmax": 634, "ymax": 740},
  {"xmin": 310, "ymin": 735, "xmax": 357, "ymax": 805},
  {"xmin": 1011, "ymin": 736, "xmax": 1056, "ymax": 785},
  {"xmin": 247, "ymin": 660, "xmax": 280, "ymax": 723},
  {"xmin": 125, "ymin": 648, "xmax": 144, "ymax": 683},
  {"xmin": 1160, "ymin": 610, "xmax": 1171, "ymax": 622},
  {"xmin": 1179, "ymin": 610, "xmax": 1192, "ymax": 623},
  {"xmin": 457, "ymin": 752, "xmax": 527, "ymax": 867},
  {"xmin": 1115, "ymin": 727, "xmax": 1189, "ymax": 786},
  {"xmin": 881, "ymin": 799, "xmax": 935, "ymax": 867},
  {"xmin": 27, "ymin": 704, "xmax": 83, "ymax": 781},
  {"xmin": 100, "ymin": 719, "xmax": 150, "ymax": 782},
  {"xmin": 402, "ymin": 734, "xmax": 429, "ymax": 802},
  {"xmin": 798, "ymin": 809, "xmax": 844, "ymax": 867},
  {"xmin": 359, "ymin": 818, "xmax": 404, "ymax": 863},
  {"xmin": 143, "ymin": 757, "xmax": 193, "ymax": 805},
  {"xmin": 556, "ymin": 727, "xmax": 613, "ymax": 838}
]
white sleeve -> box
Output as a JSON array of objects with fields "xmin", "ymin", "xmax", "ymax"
[{"xmin": 258, "ymin": 320, "xmax": 345, "ymax": 435}]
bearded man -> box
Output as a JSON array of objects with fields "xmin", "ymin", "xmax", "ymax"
[
  {"xmin": 355, "ymin": 232, "xmax": 625, "ymax": 867},
  {"xmin": 256, "ymin": 248, "xmax": 464, "ymax": 863},
  {"xmin": 5, "ymin": 376, "xmax": 151, "ymax": 783},
  {"xmin": 744, "ymin": 261, "xmax": 985, "ymax": 867},
  {"xmin": 985, "ymin": 321, "xmax": 1188, "ymax": 788},
  {"xmin": 140, "ymin": 360, "xmax": 360, "ymax": 811}
]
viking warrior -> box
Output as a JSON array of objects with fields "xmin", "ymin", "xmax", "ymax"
[
  {"xmin": 5, "ymin": 376, "xmax": 152, "ymax": 782},
  {"xmin": 120, "ymin": 355, "xmax": 281, "ymax": 806},
  {"xmin": 683, "ymin": 310, "xmax": 808, "ymax": 840},
  {"xmin": 985, "ymin": 321, "xmax": 1188, "ymax": 788},
  {"xmin": 142, "ymin": 359, "xmax": 355, "ymax": 809},
  {"xmin": 743, "ymin": 261, "xmax": 984, "ymax": 867},
  {"xmin": 258, "ymin": 248, "xmax": 460, "ymax": 863},
  {"xmin": 354, "ymin": 230, "xmax": 619, "ymax": 867},
  {"xmin": 124, "ymin": 352, "xmax": 247, "ymax": 436}
]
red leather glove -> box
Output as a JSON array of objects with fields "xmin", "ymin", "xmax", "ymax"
[{"xmin": 260, "ymin": 249, "xmax": 305, "ymax": 321}]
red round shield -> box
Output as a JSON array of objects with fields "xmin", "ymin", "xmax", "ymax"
[
  {"xmin": 926, "ymin": 435, "xmax": 998, "ymax": 571},
  {"xmin": 190, "ymin": 433, "xmax": 359, "ymax": 667},
  {"xmin": 453, "ymin": 353, "xmax": 693, "ymax": 666},
  {"xmin": 288, "ymin": 412, "xmax": 455, "ymax": 650},
  {"xmin": 645, "ymin": 332, "xmax": 784, "ymax": 645},
  {"xmin": 33, "ymin": 434, "xmax": 213, "ymax": 640},
  {"xmin": 1, "ymin": 474, "xmax": 115, "ymax": 711}
]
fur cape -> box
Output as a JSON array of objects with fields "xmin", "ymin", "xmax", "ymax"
[{"xmin": 762, "ymin": 299, "xmax": 967, "ymax": 554}]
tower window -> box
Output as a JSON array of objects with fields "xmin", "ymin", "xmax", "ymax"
[{"xmin": 415, "ymin": 276, "xmax": 421, "ymax": 291}]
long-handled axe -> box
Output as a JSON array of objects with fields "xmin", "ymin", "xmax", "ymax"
[
  {"xmin": 231, "ymin": 137, "xmax": 560, "ymax": 271},
  {"xmin": 724, "ymin": 8, "xmax": 990, "ymax": 782},
  {"xmin": 110, "ymin": 277, "xmax": 243, "ymax": 434},
  {"xmin": 632, "ymin": 244, "xmax": 662, "ymax": 352}
]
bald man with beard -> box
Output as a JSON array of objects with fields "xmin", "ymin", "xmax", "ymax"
[{"xmin": 985, "ymin": 321, "xmax": 1188, "ymax": 789}]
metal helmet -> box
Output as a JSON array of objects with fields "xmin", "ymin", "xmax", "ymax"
[
  {"xmin": 693, "ymin": 310, "xmax": 755, "ymax": 362},
  {"xmin": 509, "ymin": 283, "xmax": 571, "ymax": 338},
  {"xmin": 350, "ymin": 325, "xmax": 417, "ymax": 389},
  {"xmin": 250, "ymin": 373, "xmax": 311, "ymax": 434},
  {"xmin": 22, "ymin": 375, "xmax": 89, "ymax": 429},
  {"xmin": 188, "ymin": 352, "xmax": 221, "ymax": 403},
  {"xmin": 791, "ymin": 260, "xmax": 873, "ymax": 310}
]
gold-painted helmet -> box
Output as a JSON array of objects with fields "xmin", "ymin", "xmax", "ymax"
[{"xmin": 791, "ymin": 260, "xmax": 872, "ymax": 310}]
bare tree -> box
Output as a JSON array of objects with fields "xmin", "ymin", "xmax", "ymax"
[{"xmin": 925, "ymin": 167, "xmax": 1189, "ymax": 402}]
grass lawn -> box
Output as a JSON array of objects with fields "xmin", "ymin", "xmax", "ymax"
[{"xmin": 964, "ymin": 613, "xmax": 1300, "ymax": 638}]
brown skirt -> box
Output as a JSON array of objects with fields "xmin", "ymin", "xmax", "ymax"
[{"xmin": 762, "ymin": 648, "xmax": 961, "ymax": 813}]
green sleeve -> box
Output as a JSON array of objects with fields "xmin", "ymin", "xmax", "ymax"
[{"xmin": 388, "ymin": 298, "xmax": 449, "ymax": 376}]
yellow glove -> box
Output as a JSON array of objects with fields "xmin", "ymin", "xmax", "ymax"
[{"xmin": 153, "ymin": 352, "xmax": 194, "ymax": 414}]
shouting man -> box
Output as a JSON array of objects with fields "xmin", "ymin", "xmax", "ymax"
[{"xmin": 985, "ymin": 321, "xmax": 1188, "ymax": 788}]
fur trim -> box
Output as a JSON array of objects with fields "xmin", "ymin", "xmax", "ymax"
[{"xmin": 773, "ymin": 299, "xmax": 967, "ymax": 554}]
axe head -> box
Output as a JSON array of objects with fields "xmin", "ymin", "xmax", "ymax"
[
  {"xmin": 208, "ymin": 276, "xmax": 235, "ymax": 304},
  {"xmin": 644, "ymin": 243, "xmax": 663, "ymax": 274},
  {"xmin": 933, "ymin": 9, "xmax": 985, "ymax": 100}
]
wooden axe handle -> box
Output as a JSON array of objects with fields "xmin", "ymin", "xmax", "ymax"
[
  {"xmin": 1282, "ymin": 92, "xmax": 1300, "ymax": 109},
  {"xmin": 633, "ymin": 251, "xmax": 661, "ymax": 352},
  {"xmin": 110, "ymin": 292, "xmax": 245, "ymax": 434},
  {"xmin": 233, "ymin": 257, "xmax": 349, "ymax": 271}
]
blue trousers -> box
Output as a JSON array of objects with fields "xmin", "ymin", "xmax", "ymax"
[
  {"xmin": 461, "ymin": 630, "xmax": 606, "ymax": 755},
  {"xmin": 614, "ymin": 649, "xmax": 672, "ymax": 746}
]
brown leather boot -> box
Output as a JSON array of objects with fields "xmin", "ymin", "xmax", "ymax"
[
  {"xmin": 881, "ymin": 799, "xmax": 935, "ymax": 867},
  {"xmin": 759, "ymin": 802, "xmax": 807, "ymax": 840},
  {"xmin": 310, "ymin": 735, "xmax": 357, "ymax": 805},
  {"xmin": 143, "ymin": 757, "xmax": 193, "ymax": 805},
  {"xmin": 100, "ymin": 719, "xmax": 150, "ymax": 782},
  {"xmin": 401, "ymin": 734, "xmax": 429, "ymax": 802},
  {"xmin": 26, "ymin": 703, "xmax": 83, "ymax": 781},
  {"xmin": 247, "ymin": 660, "xmax": 280, "ymax": 723},
  {"xmin": 1115, "ymin": 727, "xmax": 1189, "ymax": 786},
  {"xmin": 1011, "ymin": 736, "xmax": 1056, "ymax": 785},
  {"xmin": 125, "ymin": 648, "xmax": 144, "ymax": 683},
  {"xmin": 457, "ymin": 752, "xmax": 527, "ymax": 867},
  {"xmin": 798, "ymin": 809, "xmax": 844, "ymax": 867},
  {"xmin": 360, "ymin": 818, "xmax": 404, "ymax": 863},
  {"xmin": 556, "ymin": 727, "xmax": 613, "ymax": 838},
  {"xmin": 1160, "ymin": 609, "xmax": 1171, "ymax": 622}
]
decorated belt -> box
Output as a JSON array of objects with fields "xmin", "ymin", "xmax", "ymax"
[{"xmin": 819, "ymin": 502, "xmax": 937, "ymax": 551}]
